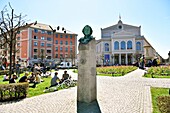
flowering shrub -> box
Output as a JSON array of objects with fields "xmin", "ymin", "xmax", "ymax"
[
  {"xmin": 147, "ymin": 66, "xmax": 170, "ymax": 76},
  {"xmin": 97, "ymin": 66, "xmax": 137, "ymax": 76}
]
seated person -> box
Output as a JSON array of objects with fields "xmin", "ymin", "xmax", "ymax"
[
  {"xmin": 19, "ymin": 72, "xmax": 29, "ymax": 82},
  {"xmin": 62, "ymin": 71, "xmax": 71, "ymax": 81},
  {"xmin": 31, "ymin": 73, "xmax": 42, "ymax": 88},
  {"xmin": 50, "ymin": 72, "xmax": 60, "ymax": 87},
  {"xmin": 3, "ymin": 73, "xmax": 9, "ymax": 81},
  {"xmin": 9, "ymin": 74, "xmax": 17, "ymax": 83},
  {"xmin": 27, "ymin": 72, "xmax": 35, "ymax": 83}
]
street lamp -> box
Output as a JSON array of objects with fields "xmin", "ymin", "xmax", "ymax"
[
  {"xmin": 168, "ymin": 51, "xmax": 170, "ymax": 63},
  {"xmin": 101, "ymin": 54, "xmax": 104, "ymax": 66},
  {"xmin": 111, "ymin": 54, "xmax": 114, "ymax": 66}
]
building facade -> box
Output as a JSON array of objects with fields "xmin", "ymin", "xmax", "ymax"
[
  {"xmin": 96, "ymin": 19, "xmax": 162, "ymax": 66},
  {"xmin": 0, "ymin": 23, "xmax": 77, "ymax": 66}
]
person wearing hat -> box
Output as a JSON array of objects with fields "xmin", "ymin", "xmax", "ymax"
[{"xmin": 19, "ymin": 72, "xmax": 29, "ymax": 83}]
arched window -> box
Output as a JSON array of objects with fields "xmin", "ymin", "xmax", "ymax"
[
  {"xmin": 121, "ymin": 41, "xmax": 126, "ymax": 50},
  {"xmin": 105, "ymin": 43, "xmax": 109, "ymax": 51},
  {"xmin": 127, "ymin": 41, "xmax": 132, "ymax": 49},
  {"xmin": 136, "ymin": 42, "xmax": 141, "ymax": 50},
  {"xmin": 114, "ymin": 41, "xmax": 119, "ymax": 50}
]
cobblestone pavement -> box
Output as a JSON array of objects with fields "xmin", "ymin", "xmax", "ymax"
[{"xmin": 0, "ymin": 69, "xmax": 170, "ymax": 113}]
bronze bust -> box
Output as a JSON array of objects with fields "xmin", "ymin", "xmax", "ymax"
[{"xmin": 79, "ymin": 25, "xmax": 94, "ymax": 44}]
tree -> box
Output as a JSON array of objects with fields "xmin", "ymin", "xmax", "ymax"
[{"xmin": 0, "ymin": 3, "xmax": 27, "ymax": 76}]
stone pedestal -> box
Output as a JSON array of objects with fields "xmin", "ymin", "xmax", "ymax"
[{"xmin": 77, "ymin": 39, "xmax": 96, "ymax": 103}]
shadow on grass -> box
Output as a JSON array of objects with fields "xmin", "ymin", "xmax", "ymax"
[
  {"xmin": 77, "ymin": 100, "xmax": 101, "ymax": 113},
  {"xmin": 0, "ymin": 98, "xmax": 25, "ymax": 105}
]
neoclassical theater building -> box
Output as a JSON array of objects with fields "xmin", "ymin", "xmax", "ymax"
[{"xmin": 96, "ymin": 19, "xmax": 162, "ymax": 65}]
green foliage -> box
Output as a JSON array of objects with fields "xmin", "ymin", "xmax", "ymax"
[
  {"xmin": 0, "ymin": 82, "xmax": 29, "ymax": 101},
  {"xmin": 97, "ymin": 66, "xmax": 137, "ymax": 77},
  {"xmin": 157, "ymin": 96, "xmax": 170, "ymax": 113},
  {"xmin": 144, "ymin": 66, "xmax": 170, "ymax": 78},
  {"xmin": 151, "ymin": 88, "xmax": 170, "ymax": 113}
]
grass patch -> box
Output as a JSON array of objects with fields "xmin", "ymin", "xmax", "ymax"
[
  {"xmin": 0, "ymin": 71, "xmax": 76, "ymax": 98},
  {"xmin": 151, "ymin": 87, "xmax": 170, "ymax": 113}
]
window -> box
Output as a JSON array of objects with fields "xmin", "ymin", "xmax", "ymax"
[
  {"xmin": 56, "ymin": 54, "xmax": 58, "ymax": 58},
  {"xmin": 47, "ymin": 56, "xmax": 51, "ymax": 59},
  {"xmin": 41, "ymin": 30, "xmax": 45, "ymax": 34},
  {"xmin": 136, "ymin": 42, "xmax": 141, "ymax": 50},
  {"xmin": 121, "ymin": 41, "xmax": 126, "ymax": 50},
  {"xmin": 70, "ymin": 35, "xmax": 72, "ymax": 39},
  {"xmin": 56, "ymin": 34, "xmax": 58, "ymax": 38},
  {"xmin": 17, "ymin": 37, "xmax": 20, "ymax": 40},
  {"xmin": 60, "ymin": 41, "xmax": 63, "ymax": 45},
  {"xmin": 56, "ymin": 40, "xmax": 58, "ymax": 44},
  {"xmin": 127, "ymin": 41, "xmax": 132, "ymax": 49},
  {"xmin": 47, "ymin": 37, "xmax": 52, "ymax": 41},
  {"xmin": 55, "ymin": 47, "xmax": 58, "ymax": 51},
  {"xmin": 17, "ymin": 31, "xmax": 20, "ymax": 34},
  {"xmin": 114, "ymin": 41, "xmax": 119, "ymax": 50},
  {"xmin": 17, "ymin": 43, "xmax": 20, "ymax": 46},
  {"xmin": 47, "ymin": 31, "xmax": 52, "ymax": 35},
  {"xmin": 41, "ymin": 36, "xmax": 45, "ymax": 40},
  {"xmin": 47, "ymin": 50, "xmax": 51, "ymax": 53},
  {"xmin": 34, "ymin": 49, "xmax": 38, "ymax": 53},
  {"xmin": 34, "ymin": 42, "xmax": 38, "ymax": 46},
  {"xmin": 34, "ymin": 29, "xmax": 38, "ymax": 33},
  {"xmin": 60, "ymin": 34, "xmax": 63, "ymax": 38},
  {"xmin": 47, "ymin": 43, "xmax": 52, "ymax": 47},
  {"xmin": 65, "ymin": 35, "xmax": 68, "ymax": 38},
  {"xmin": 105, "ymin": 43, "xmax": 109, "ymax": 51},
  {"xmin": 60, "ymin": 47, "xmax": 63, "ymax": 51},
  {"xmin": 34, "ymin": 55, "xmax": 37, "ymax": 59},
  {"xmin": 70, "ymin": 47, "xmax": 72, "ymax": 52},
  {"xmin": 65, "ymin": 47, "xmax": 68, "ymax": 52},
  {"xmin": 34, "ymin": 36, "xmax": 38, "ymax": 39},
  {"xmin": 41, "ymin": 43, "xmax": 44, "ymax": 47},
  {"xmin": 65, "ymin": 41, "xmax": 68, "ymax": 45},
  {"xmin": 70, "ymin": 41, "xmax": 72, "ymax": 45}
]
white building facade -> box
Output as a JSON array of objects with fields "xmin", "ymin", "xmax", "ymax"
[{"xmin": 96, "ymin": 19, "xmax": 162, "ymax": 66}]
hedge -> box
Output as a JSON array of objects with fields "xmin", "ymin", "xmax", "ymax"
[
  {"xmin": 0, "ymin": 70, "xmax": 9, "ymax": 75},
  {"xmin": 0, "ymin": 82, "xmax": 29, "ymax": 102}
]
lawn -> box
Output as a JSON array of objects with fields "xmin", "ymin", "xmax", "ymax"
[
  {"xmin": 0, "ymin": 71, "xmax": 76, "ymax": 98},
  {"xmin": 144, "ymin": 66, "xmax": 170, "ymax": 78},
  {"xmin": 151, "ymin": 87, "xmax": 170, "ymax": 113}
]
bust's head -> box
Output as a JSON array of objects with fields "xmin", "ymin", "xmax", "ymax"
[{"xmin": 82, "ymin": 25, "xmax": 93, "ymax": 37}]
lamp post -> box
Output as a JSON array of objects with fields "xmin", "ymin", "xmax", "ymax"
[
  {"xmin": 168, "ymin": 51, "xmax": 170, "ymax": 64},
  {"xmin": 111, "ymin": 54, "xmax": 114, "ymax": 66}
]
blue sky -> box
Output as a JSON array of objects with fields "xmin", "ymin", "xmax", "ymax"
[{"xmin": 0, "ymin": 0, "xmax": 170, "ymax": 59}]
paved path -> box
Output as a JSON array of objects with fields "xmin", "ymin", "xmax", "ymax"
[{"xmin": 0, "ymin": 69, "xmax": 170, "ymax": 113}]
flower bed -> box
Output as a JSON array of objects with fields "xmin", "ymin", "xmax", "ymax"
[
  {"xmin": 144, "ymin": 66, "xmax": 170, "ymax": 78},
  {"xmin": 97, "ymin": 66, "xmax": 137, "ymax": 76}
]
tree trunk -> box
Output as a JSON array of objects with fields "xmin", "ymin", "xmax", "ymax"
[{"xmin": 9, "ymin": 43, "xmax": 13, "ymax": 78}]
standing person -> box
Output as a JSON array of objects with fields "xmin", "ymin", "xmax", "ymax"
[
  {"xmin": 141, "ymin": 55, "xmax": 145, "ymax": 69},
  {"xmin": 50, "ymin": 72, "xmax": 60, "ymax": 87},
  {"xmin": 15, "ymin": 61, "xmax": 21, "ymax": 77}
]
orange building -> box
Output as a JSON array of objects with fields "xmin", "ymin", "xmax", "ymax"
[{"xmin": 13, "ymin": 23, "xmax": 77, "ymax": 66}]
